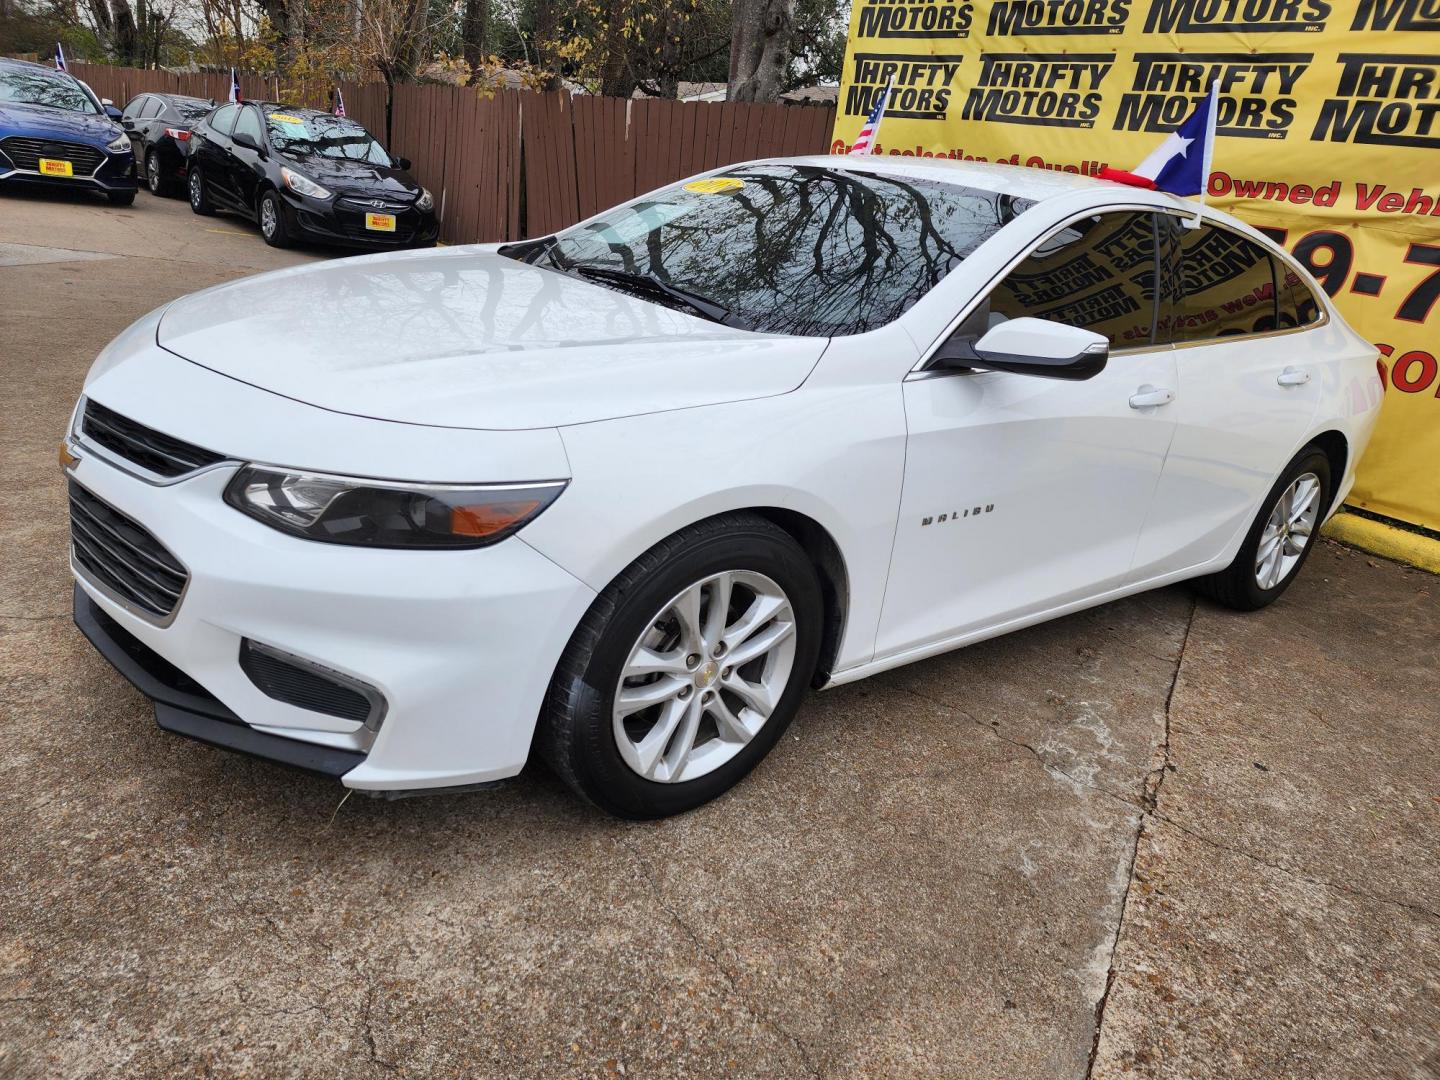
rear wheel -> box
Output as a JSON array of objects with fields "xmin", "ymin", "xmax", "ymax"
[
  {"xmin": 259, "ymin": 189, "xmax": 290, "ymax": 248},
  {"xmin": 188, "ymin": 165, "xmax": 215, "ymax": 215},
  {"xmin": 538, "ymin": 514, "xmax": 823, "ymax": 818},
  {"xmin": 145, "ymin": 150, "xmax": 173, "ymax": 196},
  {"xmin": 1191, "ymin": 446, "xmax": 1332, "ymax": 611}
]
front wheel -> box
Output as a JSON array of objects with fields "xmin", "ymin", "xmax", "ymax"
[
  {"xmin": 537, "ymin": 514, "xmax": 823, "ymax": 818},
  {"xmin": 106, "ymin": 189, "xmax": 135, "ymax": 207},
  {"xmin": 1191, "ymin": 446, "xmax": 1332, "ymax": 611},
  {"xmin": 258, "ymin": 189, "xmax": 290, "ymax": 248},
  {"xmin": 188, "ymin": 165, "xmax": 215, "ymax": 216}
]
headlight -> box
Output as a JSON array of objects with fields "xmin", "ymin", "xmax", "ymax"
[
  {"xmin": 224, "ymin": 466, "xmax": 567, "ymax": 549},
  {"xmin": 281, "ymin": 166, "xmax": 332, "ymax": 200},
  {"xmin": 416, "ymin": 187, "xmax": 433, "ymax": 212},
  {"xmin": 106, "ymin": 132, "xmax": 131, "ymax": 153}
]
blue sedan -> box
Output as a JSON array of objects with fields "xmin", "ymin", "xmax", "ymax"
[{"xmin": 0, "ymin": 57, "xmax": 138, "ymax": 206}]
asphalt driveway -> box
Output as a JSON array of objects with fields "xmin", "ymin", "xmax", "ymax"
[{"xmin": 2, "ymin": 185, "xmax": 1437, "ymax": 1079}]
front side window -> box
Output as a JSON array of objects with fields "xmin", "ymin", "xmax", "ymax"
[
  {"xmin": 233, "ymin": 105, "xmax": 263, "ymax": 144},
  {"xmin": 1273, "ymin": 255, "xmax": 1324, "ymax": 328},
  {"xmin": 0, "ymin": 69, "xmax": 99, "ymax": 114},
  {"xmin": 265, "ymin": 109, "xmax": 391, "ymax": 165},
  {"xmin": 520, "ymin": 165, "xmax": 1034, "ymax": 336},
  {"xmin": 1169, "ymin": 221, "xmax": 1278, "ymax": 341},
  {"xmin": 985, "ymin": 211, "xmax": 1159, "ymax": 349},
  {"xmin": 122, "ymin": 95, "xmax": 147, "ymax": 119},
  {"xmin": 139, "ymin": 96, "xmax": 162, "ymax": 119}
]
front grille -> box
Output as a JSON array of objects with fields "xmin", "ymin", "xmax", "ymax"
[
  {"xmin": 69, "ymin": 481, "xmax": 188, "ymax": 620},
  {"xmin": 335, "ymin": 196, "xmax": 414, "ymax": 214},
  {"xmin": 1, "ymin": 136, "xmax": 106, "ymax": 174},
  {"xmin": 240, "ymin": 641, "xmax": 382, "ymax": 726},
  {"xmin": 82, "ymin": 399, "xmax": 226, "ymax": 478}
]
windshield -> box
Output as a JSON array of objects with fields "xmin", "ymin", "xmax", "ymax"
[
  {"xmin": 526, "ymin": 165, "xmax": 1031, "ymax": 336},
  {"xmin": 264, "ymin": 109, "xmax": 391, "ymax": 165},
  {"xmin": 0, "ymin": 69, "xmax": 99, "ymax": 114}
]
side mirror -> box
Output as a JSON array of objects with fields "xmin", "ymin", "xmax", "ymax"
[
  {"xmin": 936, "ymin": 317, "xmax": 1108, "ymax": 381},
  {"xmin": 232, "ymin": 131, "xmax": 264, "ymax": 155},
  {"xmin": 104, "ymin": 104, "xmax": 123, "ymax": 121},
  {"xmin": 396, "ymin": 156, "xmax": 411, "ymax": 171}
]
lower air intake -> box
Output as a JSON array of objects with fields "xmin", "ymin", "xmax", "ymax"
[{"xmin": 239, "ymin": 640, "xmax": 386, "ymax": 729}]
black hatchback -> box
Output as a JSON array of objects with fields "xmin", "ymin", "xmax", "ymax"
[
  {"xmin": 120, "ymin": 91, "xmax": 212, "ymax": 196},
  {"xmin": 186, "ymin": 101, "xmax": 438, "ymax": 249}
]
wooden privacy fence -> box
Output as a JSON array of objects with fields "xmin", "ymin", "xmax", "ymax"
[{"xmin": 61, "ymin": 62, "xmax": 836, "ymax": 245}]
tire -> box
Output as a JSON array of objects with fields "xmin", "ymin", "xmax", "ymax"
[
  {"xmin": 1191, "ymin": 445, "xmax": 1332, "ymax": 611},
  {"xmin": 145, "ymin": 150, "xmax": 173, "ymax": 197},
  {"xmin": 258, "ymin": 189, "xmax": 290, "ymax": 248},
  {"xmin": 537, "ymin": 513, "xmax": 823, "ymax": 819},
  {"xmin": 188, "ymin": 165, "xmax": 215, "ymax": 216},
  {"xmin": 106, "ymin": 189, "xmax": 135, "ymax": 207}
]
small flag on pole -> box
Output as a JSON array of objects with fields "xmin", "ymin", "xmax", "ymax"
[
  {"xmin": 849, "ymin": 81, "xmax": 891, "ymax": 157},
  {"xmin": 333, "ymin": 87, "xmax": 346, "ymax": 118},
  {"xmin": 1099, "ymin": 83, "xmax": 1217, "ymax": 197},
  {"xmin": 55, "ymin": 43, "xmax": 68, "ymax": 72},
  {"xmin": 228, "ymin": 68, "xmax": 241, "ymax": 104}
]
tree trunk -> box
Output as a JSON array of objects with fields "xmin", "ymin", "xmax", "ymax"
[
  {"xmin": 462, "ymin": 0, "xmax": 489, "ymax": 71},
  {"xmin": 727, "ymin": 0, "xmax": 793, "ymax": 102},
  {"xmin": 597, "ymin": 0, "xmax": 631, "ymax": 98},
  {"xmin": 110, "ymin": 0, "xmax": 139, "ymax": 64},
  {"xmin": 531, "ymin": 0, "xmax": 562, "ymax": 90}
]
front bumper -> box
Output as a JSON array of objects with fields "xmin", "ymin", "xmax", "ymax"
[
  {"xmin": 0, "ymin": 146, "xmax": 137, "ymax": 193},
  {"xmin": 281, "ymin": 191, "xmax": 439, "ymax": 248},
  {"xmin": 66, "ymin": 445, "xmax": 595, "ymax": 793}
]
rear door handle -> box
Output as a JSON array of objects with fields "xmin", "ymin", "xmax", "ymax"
[
  {"xmin": 1128, "ymin": 385, "xmax": 1175, "ymax": 409},
  {"xmin": 1277, "ymin": 366, "xmax": 1311, "ymax": 386}
]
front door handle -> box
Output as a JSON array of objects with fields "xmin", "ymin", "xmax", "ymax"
[
  {"xmin": 1129, "ymin": 385, "xmax": 1175, "ymax": 409},
  {"xmin": 1277, "ymin": 366, "xmax": 1311, "ymax": 386}
]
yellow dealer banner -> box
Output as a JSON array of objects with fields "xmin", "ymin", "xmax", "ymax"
[{"xmin": 833, "ymin": 0, "xmax": 1440, "ymax": 532}]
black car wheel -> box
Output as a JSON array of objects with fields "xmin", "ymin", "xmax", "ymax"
[
  {"xmin": 189, "ymin": 165, "xmax": 215, "ymax": 216},
  {"xmin": 107, "ymin": 190, "xmax": 136, "ymax": 207},
  {"xmin": 259, "ymin": 189, "xmax": 291, "ymax": 248},
  {"xmin": 145, "ymin": 150, "xmax": 173, "ymax": 197}
]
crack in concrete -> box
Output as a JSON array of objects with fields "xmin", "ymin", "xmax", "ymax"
[
  {"xmin": 1085, "ymin": 595, "xmax": 1197, "ymax": 1077},
  {"xmin": 624, "ymin": 843, "xmax": 824, "ymax": 1079},
  {"xmin": 361, "ymin": 983, "xmax": 399, "ymax": 1073}
]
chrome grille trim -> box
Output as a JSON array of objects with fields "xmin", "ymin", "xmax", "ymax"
[
  {"xmin": 68, "ymin": 481, "xmax": 189, "ymax": 626},
  {"xmin": 78, "ymin": 399, "xmax": 229, "ymax": 483}
]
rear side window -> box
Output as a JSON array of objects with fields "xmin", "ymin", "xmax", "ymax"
[
  {"xmin": 1169, "ymin": 221, "xmax": 1279, "ymax": 341},
  {"xmin": 209, "ymin": 103, "xmax": 238, "ymax": 135},
  {"xmin": 1273, "ymin": 256, "xmax": 1324, "ymax": 328},
  {"xmin": 986, "ymin": 211, "xmax": 1159, "ymax": 349}
]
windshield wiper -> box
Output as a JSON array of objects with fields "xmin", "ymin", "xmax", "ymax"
[{"xmin": 570, "ymin": 265, "xmax": 742, "ymax": 328}]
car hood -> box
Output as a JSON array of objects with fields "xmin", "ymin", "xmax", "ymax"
[
  {"xmin": 0, "ymin": 101, "xmax": 122, "ymax": 144},
  {"xmin": 155, "ymin": 248, "xmax": 825, "ymax": 430},
  {"xmin": 279, "ymin": 153, "xmax": 420, "ymax": 200}
]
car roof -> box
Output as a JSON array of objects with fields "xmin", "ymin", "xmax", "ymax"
[
  {"xmin": 0, "ymin": 57, "xmax": 73, "ymax": 77},
  {"xmin": 149, "ymin": 92, "xmax": 212, "ymax": 105},
  {"xmin": 764, "ymin": 154, "xmax": 1111, "ymax": 203}
]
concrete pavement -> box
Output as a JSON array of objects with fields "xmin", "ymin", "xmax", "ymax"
[{"xmin": 1, "ymin": 185, "xmax": 1436, "ymax": 1079}]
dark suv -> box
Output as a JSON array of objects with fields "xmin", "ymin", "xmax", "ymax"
[{"xmin": 187, "ymin": 100, "xmax": 438, "ymax": 249}]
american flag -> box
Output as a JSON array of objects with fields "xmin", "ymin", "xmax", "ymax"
[
  {"xmin": 55, "ymin": 42, "xmax": 67, "ymax": 72},
  {"xmin": 228, "ymin": 68, "xmax": 241, "ymax": 104},
  {"xmin": 849, "ymin": 83, "xmax": 890, "ymax": 156},
  {"xmin": 333, "ymin": 87, "xmax": 346, "ymax": 117}
]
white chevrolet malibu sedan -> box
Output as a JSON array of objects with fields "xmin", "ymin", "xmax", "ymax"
[{"xmin": 65, "ymin": 156, "xmax": 1383, "ymax": 817}]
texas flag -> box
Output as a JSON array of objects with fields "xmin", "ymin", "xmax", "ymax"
[
  {"xmin": 1100, "ymin": 83, "xmax": 1218, "ymax": 196},
  {"xmin": 333, "ymin": 87, "xmax": 346, "ymax": 118},
  {"xmin": 228, "ymin": 68, "xmax": 241, "ymax": 104},
  {"xmin": 54, "ymin": 42, "xmax": 67, "ymax": 72}
]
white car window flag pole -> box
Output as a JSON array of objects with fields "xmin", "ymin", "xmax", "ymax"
[
  {"xmin": 1099, "ymin": 82, "xmax": 1218, "ymax": 225},
  {"xmin": 55, "ymin": 42, "xmax": 67, "ymax": 72},
  {"xmin": 849, "ymin": 80, "xmax": 892, "ymax": 156},
  {"xmin": 228, "ymin": 68, "xmax": 241, "ymax": 104}
]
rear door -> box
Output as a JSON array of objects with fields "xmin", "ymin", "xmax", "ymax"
[
  {"xmin": 1129, "ymin": 216, "xmax": 1324, "ymax": 576},
  {"xmin": 875, "ymin": 209, "xmax": 1180, "ymax": 658}
]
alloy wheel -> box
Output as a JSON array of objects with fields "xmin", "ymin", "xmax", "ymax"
[
  {"xmin": 189, "ymin": 169, "xmax": 201, "ymax": 207},
  {"xmin": 260, "ymin": 198, "xmax": 276, "ymax": 238},
  {"xmin": 1255, "ymin": 471, "xmax": 1321, "ymax": 589},
  {"xmin": 147, "ymin": 153, "xmax": 160, "ymax": 193},
  {"xmin": 613, "ymin": 570, "xmax": 797, "ymax": 784}
]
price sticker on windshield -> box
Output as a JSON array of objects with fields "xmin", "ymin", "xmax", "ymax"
[
  {"xmin": 684, "ymin": 177, "xmax": 744, "ymax": 195},
  {"xmin": 39, "ymin": 158, "xmax": 74, "ymax": 178},
  {"xmin": 365, "ymin": 212, "xmax": 397, "ymax": 232},
  {"xmin": 269, "ymin": 113, "xmax": 304, "ymax": 124}
]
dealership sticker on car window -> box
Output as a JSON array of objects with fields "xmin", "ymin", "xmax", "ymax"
[
  {"xmin": 683, "ymin": 177, "xmax": 744, "ymax": 195},
  {"xmin": 366, "ymin": 212, "xmax": 397, "ymax": 232},
  {"xmin": 269, "ymin": 114, "xmax": 304, "ymax": 124},
  {"xmin": 39, "ymin": 158, "xmax": 73, "ymax": 178}
]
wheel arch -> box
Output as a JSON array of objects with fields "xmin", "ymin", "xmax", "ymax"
[
  {"xmin": 746, "ymin": 507, "xmax": 850, "ymax": 687},
  {"xmin": 1306, "ymin": 429, "xmax": 1349, "ymax": 514}
]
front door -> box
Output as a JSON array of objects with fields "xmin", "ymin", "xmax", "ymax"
[{"xmin": 875, "ymin": 210, "xmax": 1179, "ymax": 659}]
